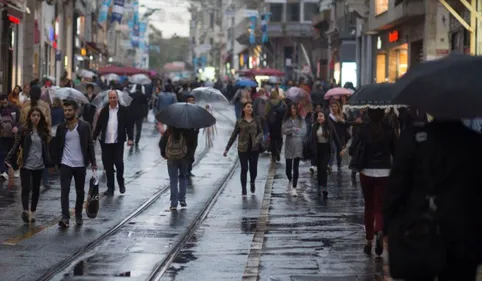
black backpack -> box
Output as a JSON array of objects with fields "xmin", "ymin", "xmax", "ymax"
[{"xmin": 267, "ymin": 102, "xmax": 286, "ymax": 125}]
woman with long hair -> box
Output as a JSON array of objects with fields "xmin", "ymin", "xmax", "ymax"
[
  {"xmin": 349, "ymin": 108, "xmax": 396, "ymax": 256},
  {"xmin": 8, "ymin": 85, "xmax": 22, "ymax": 106},
  {"xmin": 284, "ymin": 103, "xmax": 305, "ymax": 197},
  {"xmin": 5, "ymin": 107, "xmax": 51, "ymax": 223},
  {"xmin": 329, "ymin": 101, "xmax": 350, "ymax": 171},
  {"xmin": 224, "ymin": 102, "xmax": 263, "ymax": 196},
  {"xmin": 311, "ymin": 111, "xmax": 340, "ymax": 197}
]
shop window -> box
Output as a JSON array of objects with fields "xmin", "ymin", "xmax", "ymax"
[
  {"xmin": 303, "ymin": 2, "xmax": 318, "ymax": 22},
  {"xmin": 388, "ymin": 43, "xmax": 408, "ymax": 82},
  {"xmin": 375, "ymin": 0, "xmax": 388, "ymax": 15},
  {"xmin": 270, "ymin": 4, "xmax": 283, "ymax": 22},
  {"xmin": 376, "ymin": 53, "xmax": 386, "ymax": 83},
  {"xmin": 286, "ymin": 3, "xmax": 300, "ymax": 22}
]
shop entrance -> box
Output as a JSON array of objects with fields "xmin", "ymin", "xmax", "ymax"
[{"xmin": 388, "ymin": 43, "xmax": 408, "ymax": 82}]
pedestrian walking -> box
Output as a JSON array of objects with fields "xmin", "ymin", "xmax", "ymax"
[
  {"xmin": 55, "ymin": 100, "xmax": 97, "ymax": 227},
  {"xmin": 5, "ymin": 107, "xmax": 51, "ymax": 223},
  {"xmin": 349, "ymin": 108, "xmax": 396, "ymax": 256},
  {"xmin": 80, "ymin": 84, "xmax": 97, "ymax": 129},
  {"xmin": 156, "ymin": 84, "xmax": 177, "ymax": 135},
  {"xmin": 8, "ymin": 85, "xmax": 22, "ymax": 106},
  {"xmin": 160, "ymin": 126, "xmax": 188, "ymax": 211},
  {"xmin": 184, "ymin": 95, "xmax": 199, "ymax": 177},
  {"xmin": 283, "ymin": 103, "xmax": 305, "ymax": 197},
  {"xmin": 93, "ymin": 90, "xmax": 133, "ymax": 196},
  {"xmin": 328, "ymin": 101, "xmax": 349, "ymax": 171},
  {"xmin": 20, "ymin": 86, "xmax": 51, "ymax": 127},
  {"xmin": 203, "ymin": 104, "xmax": 216, "ymax": 148},
  {"xmin": 0, "ymin": 94, "xmax": 20, "ymax": 186},
  {"xmin": 129, "ymin": 84, "xmax": 148, "ymax": 147},
  {"xmin": 224, "ymin": 102, "xmax": 263, "ymax": 196},
  {"xmin": 306, "ymin": 104, "xmax": 323, "ymax": 174},
  {"xmin": 265, "ymin": 91, "xmax": 287, "ymax": 162},
  {"xmin": 311, "ymin": 111, "xmax": 340, "ymax": 197}
]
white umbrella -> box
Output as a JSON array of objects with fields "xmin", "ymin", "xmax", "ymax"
[
  {"xmin": 128, "ymin": 74, "xmax": 151, "ymax": 85},
  {"xmin": 104, "ymin": 73, "xmax": 121, "ymax": 82},
  {"xmin": 92, "ymin": 90, "xmax": 133, "ymax": 108},
  {"xmin": 79, "ymin": 69, "xmax": 96, "ymax": 79},
  {"xmin": 54, "ymin": 87, "xmax": 89, "ymax": 104},
  {"xmin": 191, "ymin": 87, "xmax": 228, "ymax": 104},
  {"xmin": 75, "ymin": 82, "xmax": 102, "ymax": 95}
]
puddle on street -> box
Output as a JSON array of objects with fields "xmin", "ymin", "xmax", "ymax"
[{"xmin": 63, "ymin": 259, "xmax": 139, "ymax": 278}]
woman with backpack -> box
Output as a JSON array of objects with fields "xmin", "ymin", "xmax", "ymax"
[
  {"xmin": 224, "ymin": 102, "xmax": 263, "ymax": 196},
  {"xmin": 160, "ymin": 126, "xmax": 188, "ymax": 211}
]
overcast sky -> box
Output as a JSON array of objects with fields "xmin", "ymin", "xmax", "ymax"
[{"xmin": 139, "ymin": 0, "xmax": 191, "ymax": 38}]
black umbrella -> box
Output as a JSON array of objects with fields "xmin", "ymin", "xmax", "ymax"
[
  {"xmin": 155, "ymin": 103, "xmax": 216, "ymax": 129},
  {"xmin": 347, "ymin": 83, "xmax": 397, "ymax": 108},
  {"xmin": 392, "ymin": 53, "xmax": 482, "ymax": 118}
]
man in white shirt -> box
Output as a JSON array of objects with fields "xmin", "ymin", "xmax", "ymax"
[{"xmin": 93, "ymin": 90, "xmax": 133, "ymax": 196}]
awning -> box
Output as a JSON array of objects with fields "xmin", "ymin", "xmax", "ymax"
[{"xmin": 0, "ymin": 0, "xmax": 25, "ymax": 19}]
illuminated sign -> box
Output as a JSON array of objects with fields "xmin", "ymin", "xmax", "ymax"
[
  {"xmin": 388, "ymin": 30, "xmax": 399, "ymax": 43},
  {"xmin": 8, "ymin": 16, "xmax": 20, "ymax": 24}
]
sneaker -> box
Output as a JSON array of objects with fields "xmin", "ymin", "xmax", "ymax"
[
  {"xmin": 179, "ymin": 201, "xmax": 187, "ymax": 207},
  {"xmin": 119, "ymin": 184, "xmax": 126, "ymax": 194},
  {"xmin": 58, "ymin": 218, "xmax": 69, "ymax": 228},
  {"xmin": 309, "ymin": 166, "xmax": 315, "ymax": 174},
  {"xmin": 21, "ymin": 211, "xmax": 30, "ymax": 223},
  {"xmin": 170, "ymin": 206, "xmax": 177, "ymax": 211},
  {"xmin": 364, "ymin": 241, "xmax": 372, "ymax": 255},
  {"xmin": 76, "ymin": 216, "xmax": 83, "ymax": 226},
  {"xmin": 286, "ymin": 182, "xmax": 292, "ymax": 192},
  {"xmin": 290, "ymin": 188, "xmax": 298, "ymax": 197},
  {"xmin": 30, "ymin": 211, "xmax": 36, "ymax": 223},
  {"xmin": 242, "ymin": 187, "xmax": 247, "ymax": 196},
  {"xmin": 14, "ymin": 171, "xmax": 19, "ymax": 178},
  {"xmin": 1, "ymin": 172, "xmax": 8, "ymax": 180}
]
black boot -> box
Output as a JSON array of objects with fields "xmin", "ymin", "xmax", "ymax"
[
  {"xmin": 250, "ymin": 183, "xmax": 255, "ymax": 193},
  {"xmin": 242, "ymin": 186, "xmax": 247, "ymax": 196}
]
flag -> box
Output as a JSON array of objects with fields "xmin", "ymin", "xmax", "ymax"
[
  {"xmin": 98, "ymin": 0, "xmax": 112, "ymax": 23},
  {"xmin": 111, "ymin": 0, "xmax": 125, "ymax": 23},
  {"xmin": 130, "ymin": 0, "xmax": 140, "ymax": 47},
  {"xmin": 249, "ymin": 16, "xmax": 256, "ymax": 45},
  {"xmin": 261, "ymin": 13, "xmax": 270, "ymax": 43}
]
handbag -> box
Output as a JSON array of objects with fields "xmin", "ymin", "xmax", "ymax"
[
  {"xmin": 348, "ymin": 137, "xmax": 365, "ymax": 171},
  {"xmin": 86, "ymin": 172, "xmax": 100, "ymax": 219},
  {"xmin": 387, "ymin": 129, "xmax": 447, "ymax": 279}
]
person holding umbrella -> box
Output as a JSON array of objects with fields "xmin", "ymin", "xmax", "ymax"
[
  {"xmin": 184, "ymin": 95, "xmax": 199, "ymax": 177},
  {"xmin": 129, "ymin": 84, "xmax": 149, "ymax": 147},
  {"xmin": 93, "ymin": 90, "xmax": 134, "ymax": 196}
]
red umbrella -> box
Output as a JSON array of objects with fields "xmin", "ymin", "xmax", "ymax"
[
  {"xmin": 239, "ymin": 68, "xmax": 285, "ymax": 77},
  {"xmin": 98, "ymin": 65, "xmax": 149, "ymax": 75}
]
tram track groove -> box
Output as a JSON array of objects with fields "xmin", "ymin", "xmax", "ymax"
[{"xmin": 36, "ymin": 111, "xmax": 237, "ymax": 281}]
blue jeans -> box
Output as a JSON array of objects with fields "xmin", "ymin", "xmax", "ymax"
[{"xmin": 167, "ymin": 159, "xmax": 188, "ymax": 207}]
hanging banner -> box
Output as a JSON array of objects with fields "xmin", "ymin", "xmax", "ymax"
[
  {"xmin": 98, "ymin": 0, "xmax": 112, "ymax": 23},
  {"xmin": 261, "ymin": 13, "xmax": 270, "ymax": 44},
  {"xmin": 130, "ymin": 0, "xmax": 140, "ymax": 47},
  {"xmin": 111, "ymin": 0, "xmax": 125, "ymax": 24},
  {"xmin": 249, "ymin": 16, "xmax": 256, "ymax": 45},
  {"xmin": 139, "ymin": 22, "xmax": 147, "ymax": 52}
]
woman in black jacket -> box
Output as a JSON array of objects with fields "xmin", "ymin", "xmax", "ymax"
[
  {"xmin": 311, "ymin": 111, "xmax": 340, "ymax": 197},
  {"xmin": 5, "ymin": 107, "xmax": 51, "ymax": 223},
  {"xmin": 349, "ymin": 108, "xmax": 396, "ymax": 256}
]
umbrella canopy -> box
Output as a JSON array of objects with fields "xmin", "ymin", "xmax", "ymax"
[
  {"xmin": 286, "ymin": 87, "xmax": 309, "ymax": 102},
  {"xmin": 236, "ymin": 79, "xmax": 258, "ymax": 87},
  {"xmin": 54, "ymin": 87, "xmax": 89, "ymax": 104},
  {"xmin": 92, "ymin": 90, "xmax": 133, "ymax": 108},
  {"xmin": 191, "ymin": 87, "xmax": 229, "ymax": 104},
  {"xmin": 155, "ymin": 103, "xmax": 216, "ymax": 129},
  {"xmin": 79, "ymin": 69, "xmax": 96, "ymax": 79},
  {"xmin": 324, "ymin": 87, "xmax": 353, "ymax": 100},
  {"xmin": 128, "ymin": 74, "xmax": 152, "ymax": 85},
  {"xmin": 42, "ymin": 75, "xmax": 56, "ymax": 83},
  {"xmin": 346, "ymin": 83, "xmax": 401, "ymax": 109},
  {"xmin": 392, "ymin": 53, "xmax": 482, "ymax": 118},
  {"xmin": 98, "ymin": 65, "xmax": 149, "ymax": 76},
  {"xmin": 104, "ymin": 73, "xmax": 121, "ymax": 82},
  {"xmin": 239, "ymin": 68, "xmax": 285, "ymax": 77},
  {"xmin": 75, "ymin": 82, "xmax": 102, "ymax": 95}
]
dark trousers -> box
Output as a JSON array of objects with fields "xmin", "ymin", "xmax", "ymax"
[
  {"xmin": 238, "ymin": 151, "xmax": 259, "ymax": 190},
  {"xmin": 269, "ymin": 129, "xmax": 282, "ymax": 160},
  {"xmin": 60, "ymin": 164, "xmax": 87, "ymax": 219},
  {"xmin": 316, "ymin": 143, "xmax": 331, "ymax": 187},
  {"xmin": 20, "ymin": 168, "xmax": 43, "ymax": 212},
  {"xmin": 101, "ymin": 143, "xmax": 125, "ymax": 191},
  {"xmin": 285, "ymin": 158, "xmax": 300, "ymax": 188},
  {"xmin": 134, "ymin": 118, "xmax": 143, "ymax": 144},
  {"xmin": 359, "ymin": 174, "xmax": 387, "ymax": 240},
  {"xmin": 406, "ymin": 260, "xmax": 478, "ymax": 281}
]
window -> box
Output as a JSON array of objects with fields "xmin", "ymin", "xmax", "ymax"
[
  {"xmin": 376, "ymin": 53, "xmax": 386, "ymax": 83},
  {"xmin": 375, "ymin": 0, "xmax": 388, "ymax": 15},
  {"xmin": 269, "ymin": 3, "xmax": 283, "ymax": 22},
  {"xmin": 286, "ymin": 3, "xmax": 300, "ymax": 22},
  {"xmin": 303, "ymin": 2, "xmax": 318, "ymax": 22},
  {"xmin": 209, "ymin": 12, "xmax": 214, "ymax": 29}
]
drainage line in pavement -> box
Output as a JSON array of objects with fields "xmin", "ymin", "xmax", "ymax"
[
  {"xmin": 242, "ymin": 161, "xmax": 277, "ymax": 281},
  {"xmin": 35, "ymin": 112, "xmax": 236, "ymax": 281},
  {"xmin": 147, "ymin": 160, "xmax": 239, "ymax": 281}
]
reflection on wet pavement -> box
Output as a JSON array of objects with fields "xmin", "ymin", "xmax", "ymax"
[{"xmin": 259, "ymin": 163, "xmax": 392, "ymax": 281}]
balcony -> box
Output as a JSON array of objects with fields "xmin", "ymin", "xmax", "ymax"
[
  {"xmin": 368, "ymin": 0, "xmax": 424, "ymax": 32},
  {"xmin": 235, "ymin": 18, "xmax": 313, "ymax": 45}
]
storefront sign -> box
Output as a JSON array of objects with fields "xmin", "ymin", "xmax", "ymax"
[{"xmin": 388, "ymin": 30, "xmax": 399, "ymax": 43}]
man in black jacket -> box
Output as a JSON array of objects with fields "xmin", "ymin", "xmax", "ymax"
[
  {"xmin": 55, "ymin": 99, "xmax": 97, "ymax": 228},
  {"xmin": 93, "ymin": 90, "xmax": 134, "ymax": 196},
  {"xmin": 129, "ymin": 84, "xmax": 148, "ymax": 146},
  {"xmin": 185, "ymin": 95, "xmax": 199, "ymax": 177}
]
